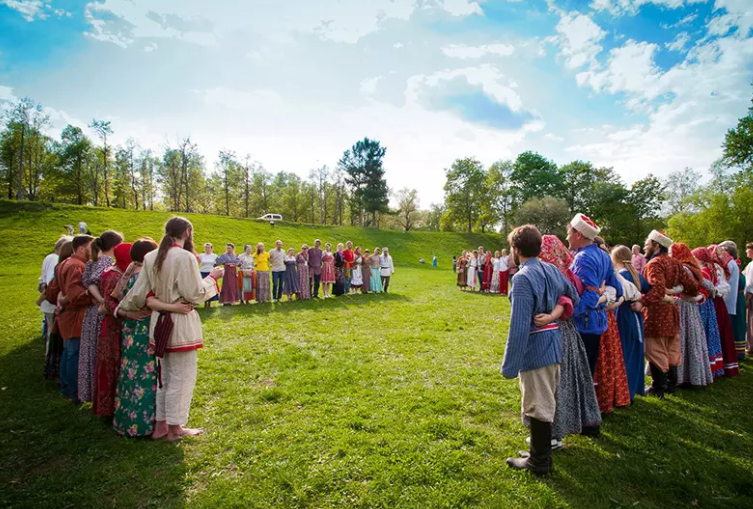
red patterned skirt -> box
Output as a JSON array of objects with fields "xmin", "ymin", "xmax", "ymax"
[{"xmin": 595, "ymin": 310, "xmax": 631, "ymax": 413}]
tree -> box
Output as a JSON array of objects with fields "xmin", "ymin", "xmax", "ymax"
[
  {"xmin": 482, "ymin": 160, "xmax": 514, "ymax": 234},
  {"xmin": 7, "ymin": 97, "xmax": 48, "ymax": 200},
  {"xmin": 560, "ymin": 160, "xmax": 598, "ymax": 215},
  {"xmin": 723, "ymin": 85, "xmax": 753, "ymax": 171},
  {"xmin": 89, "ymin": 119, "xmax": 113, "ymax": 207},
  {"xmin": 626, "ymin": 174, "xmax": 666, "ymax": 243},
  {"xmin": 178, "ymin": 138, "xmax": 199, "ymax": 213},
  {"xmin": 511, "ymin": 151, "xmax": 563, "ymax": 204},
  {"xmin": 664, "ymin": 167, "xmax": 701, "ymax": 215},
  {"xmin": 217, "ymin": 150, "xmax": 237, "ymax": 216},
  {"xmin": 339, "ymin": 138, "xmax": 389, "ymax": 227},
  {"xmin": 58, "ymin": 125, "xmax": 92, "ymax": 205},
  {"xmin": 395, "ymin": 188, "xmax": 420, "ymax": 231},
  {"xmin": 427, "ymin": 203, "xmax": 445, "ymax": 231},
  {"xmin": 443, "ymin": 157, "xmax": 486, "ymax": 233},
  {"xmin": 312, "ymin": 165, "xmax": 330, "ymax": 224},
  {"xmin": 514, "ymin": 196, "xmax": 570, "ymax": 235}
]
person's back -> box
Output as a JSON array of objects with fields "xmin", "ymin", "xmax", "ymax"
[{"xmin": 571, "ymin": 244, "xmax": 620, "ymax": 335}]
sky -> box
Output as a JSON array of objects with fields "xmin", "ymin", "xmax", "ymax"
[{"xmin": 1, "ymin": 0, "xmax": 752, "ymax": 207}]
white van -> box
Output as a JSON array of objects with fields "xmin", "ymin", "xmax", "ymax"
[{"xmin": 258, "ymin": 213, "xmax": 283, "ymax": 221}]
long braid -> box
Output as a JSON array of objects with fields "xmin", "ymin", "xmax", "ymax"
[{"xmin": 611, "ymin": 245, "xmax": 640, "ymax": 287}]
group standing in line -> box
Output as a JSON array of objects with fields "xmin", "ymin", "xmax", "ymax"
[
  {"xmin": 501, "ymin": 213, "xmax": 751, "ymax": 477},
  {"xmin": 456, "ymin": 248, "xmax": 516, "ymax": 295},
  {"xmin": 37, "ymin": 221, "xmax": 397, "ymax": 440},
  {"xmin": 200, "ymin": 239, "xmax": 395, "ymax": 305}
]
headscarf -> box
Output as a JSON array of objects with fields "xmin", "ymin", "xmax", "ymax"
[
  {"xmin": 539, "ymin": 235, "xmax": 583, "ymax": 295},
  {"xmin": 692, "ymin": 247, "xmax": 717, "ymax": 285},
  {"xmin": 708, "ymin": 244, "xmax": 732, "ymax": 280},
  {"xmin": 669, "ymin": 242, "xmax": 702, "ymax": 283},
  {"xmin": 113, "ymin": 242, "xmax": 133, "ymax": 273}
]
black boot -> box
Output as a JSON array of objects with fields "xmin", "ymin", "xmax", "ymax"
[
  {"xmin": 581, "ymin": 425, "xmax": 601, "ymax": 438},
  {"xmin": 506, "ymin": 418, "xmax": 552, "ymax": 476},
  {"xmin": 666, "ymin": 366, "xmax": 678, "ymax": 394},
  {"xmin": 646, "ymin": 363, "xmax": 666, "ymax": 399}
]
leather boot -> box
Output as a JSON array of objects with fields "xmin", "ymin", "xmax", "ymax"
[
  {"xmin": 646, "ymin": 363, "xmax": 666, "ymax": 398},
  {"xmin": 506, "ymin": 418, "xmax": 552, "ymax": 476},
  {"xmin": 666, "ymin": 366, "xmax": 678, "ymax": 394}
]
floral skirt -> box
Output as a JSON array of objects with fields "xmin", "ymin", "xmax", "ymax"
[
  {"xmin": 552, "ymin": 320, "xmax": 602, "ymax": 440},
  {"xmin": 113, "ymin": 317, "xmax": 157, "ymax": 437},
  {"xmin": 297, "ymin": 264, "xmax": 311, "ymax": 300},
  {"xmin": 699, "ymin": 298, "xmax": 725, "ymax": 377},
  {"xmin": 256, "ymin": 271, "xmax": 271, "ymax": 303},
  {"xmin": 594, "ymin": 311, "xmax": 631, "ymax": 414},
  {"xmin": 677, "ymin": 300, "xmax": 713, "ymax": 387},
  {"xmin": 490, "ymin": 270, "xmax": 500, "ymax": 293}
]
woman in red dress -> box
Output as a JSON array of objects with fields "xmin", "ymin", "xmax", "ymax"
[
  {"xmin": 482, "ymin": 251, "xmax": 494, "ymax": 292},
  {"xmin": 93, "ymin": 242, "xmax": 132, "ymax": 418}
]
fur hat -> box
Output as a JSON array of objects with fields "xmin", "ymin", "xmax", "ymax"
[
  {"xmin": 570, "ymin": 213, "xmax": 600, "ymax": 240},
  {"xmin": 648, "ymin": 230, "xmax": 673, "ymax": 249}
]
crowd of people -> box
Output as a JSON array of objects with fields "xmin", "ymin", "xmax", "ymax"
[
  {"xmin": 35, "ymin": 219, "xmax": 396, "ymax": 440},
  {"xmin": 501, "ymin": 213, "xmax": 752, "ymax": 477},
  {"xmin": 454, "ymin": 248, "xmax": 515, "ymax": 295},
  {"xmin": 200, "ymin": 240, "xmax": 395, "ymax": 304}
]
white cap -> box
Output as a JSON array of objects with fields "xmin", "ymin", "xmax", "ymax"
[
  {"xmin": 570, "ymin": 213, "xmax": 601, "ymax": 240},
  {"xmin": 648, "ymin": 230, "xmax": 673, "ymax": 249}
]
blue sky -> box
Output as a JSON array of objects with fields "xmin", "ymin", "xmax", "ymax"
[{"xmin": 1, "ymin": 0, "xmax": 752, "ymax": 206}]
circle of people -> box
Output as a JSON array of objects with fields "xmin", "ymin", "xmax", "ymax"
[
  {"xmin": 36, "ymin": 218, "xmax": 396, "ymax": 442},
  {"xmin": 199, "ymin": 240, "xmax": 396, "ymax": 304},
  {"xmin": 454, "ymin": 248, "xmax": 513, "ymax": 294},
  {"xmin": 489, "ymin": 213, "xmax": 751, "ymax": 477}
]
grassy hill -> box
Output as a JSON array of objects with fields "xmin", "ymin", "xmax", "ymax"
[
  {"xmin": 0, "ymin": 201, "xmax": 504, "ymax": 269},
  {"xmin": 1, "ymin": 201, "xmax": 752, "ymax": 508}
]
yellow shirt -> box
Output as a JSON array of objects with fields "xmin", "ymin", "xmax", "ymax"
[{"xmin": 253, "ymin": 252, "xmax": 270, "ymax": 272}]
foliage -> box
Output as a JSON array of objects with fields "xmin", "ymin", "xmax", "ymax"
[
  {"xmin": 339, "ymin": 138, "xmax": 389, "ymax": 227},
  {"xmin": 514, "ymin": 196, "xmax": 570, "ymax": 235},
  {"xmin": 394, "ymin": 188, "xmax": 420, "ymax": 231},
  {"xmin": 442, "ymin": 157, "xmax": 486, "ymax": 233},
  {"xmin": 723, "ymin": 87, "xmax": 753, "ymax": 170}
]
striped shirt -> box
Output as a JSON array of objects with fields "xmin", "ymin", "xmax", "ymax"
[{"xmin": 501, "ymin": 258, "xmax": 580, "ymax": 378}]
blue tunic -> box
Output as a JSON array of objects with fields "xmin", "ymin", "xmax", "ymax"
[
  {"xmin": 615, "ymin": 269, "xmax": 651, "ymax": 400},
  {"xmin": 571, "ymin": 244, "xmax": 624, "ymax": 335},
  {"xmin": 501, "ymin": 258, "xmax": 580, "ymax": 378}
]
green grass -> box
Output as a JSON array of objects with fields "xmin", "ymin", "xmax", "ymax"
[{"xmin": 1, "ymin": 203, "xmax": 752, "ymax": 508}]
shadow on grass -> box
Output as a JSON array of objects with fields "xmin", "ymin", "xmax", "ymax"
[
  {"xmin": 540, "ymin": 361, "xmax": 753, "ymax": 509},
  {"xmin": 0, "ymin": 336, "xmax": 187, "ymax": 509},
  {"xmin": 200, "ymin": 291, "xmax": 412, "ymax": 317}
]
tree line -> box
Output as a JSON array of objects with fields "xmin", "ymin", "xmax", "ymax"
[
  {"xmin": 0, "ymin": 99, "xmax": 402, "ymax": 228},
  {"xmin": 2, "ymin": 89, "xmax": 753, "ymax": 246}
]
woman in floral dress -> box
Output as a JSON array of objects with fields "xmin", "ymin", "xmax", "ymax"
[
  {"xmin": 322, "ymin": 243, "xmax": 336, "ymax": 298},
  {"xmin": 283, "ymin": 248, "xmax": 300, "ymax": 301},
  {"xmin": 112, "ymin": 239, "xmax": 191, "ymax": 437},
  {"xmin": 296, "ymin": 245, "xmax": 311, "ymax": 300},
  {"xmin": 79, "ymin": 230, "xmax": 123, "ymax": 403}
]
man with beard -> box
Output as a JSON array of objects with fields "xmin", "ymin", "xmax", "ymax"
[
  {"xmin": 502, "ymin": 225, "xmax": 579, "ymax": 476},
  {"xmin": 308, "ymin": 239, "xmax": 323, "ymax": 298},
  {"xmin": 45, "ymin": 234, "xmax": 95, "ymax": 402},
  {"xmin": 567, "ymin": 214, "xmax": 623, "ymax": 376},
  {"xmin": 640, "ymin": 230, "xmax": 698, "ymax": 397},
  {"xmin": 119, "ymin": 217, "xmax": 224, "ymax": 441}
]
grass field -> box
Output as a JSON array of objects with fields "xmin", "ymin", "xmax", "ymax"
[{"xmin": 1, "ymin": 203, "xmax": 752, "ymax": 508}]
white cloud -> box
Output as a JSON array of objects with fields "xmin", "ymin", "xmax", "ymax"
[
  {"xmin": 442, "ymin": 43, "xmax": 515, "ymax": 59},
  {"xmin": 1, "ymin": 0, "xmax": 47, "ymax": 21},
  {"xmin": 360, "ymin": 76, "xmax": 382, "ymax": 96},
  {"xmin": 666, "ymin": 32, "xmax": 690, "ymax": 51},
  {"xmin": 556, "ymin": 12, "xmax": 606, "ymax": 69},
  {"xmin": 576, "ymin": 40, "xmax": 661, "ymax": 101},
  {"xmin": 439, "ymin": 0, "xmax": 484, "ymax": 17},
  {"xmin": 544, "ymin": 133, "xmax": 564, "ymax": 142},
  {"xmin": 591, "ymin": 0, "xmax": 707, "ymax": 16}
]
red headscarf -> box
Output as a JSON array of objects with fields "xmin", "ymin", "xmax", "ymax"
[
  {"xmin": 708, "ymin": 244, "xmax": 732, "ymax": 280},
  {"xmin": 692, "ymin": 247, "xmax": 717, "ymax": 285},
  {"xmin": 669, "ymin": 242, "xmax": 702, "ymax": 283},
  {"xmin": 539, "ymin": 235, "xmax": 584, "ymax": 294},
  {"xmin": 113, "ymin": 242, "xmax": 133, "ymax": 273}
]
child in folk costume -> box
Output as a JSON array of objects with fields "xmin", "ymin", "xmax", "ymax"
[
  {"xmin": 592, "ymin": 238, "xmax": 631, "ymax": 413},
  {"xmin": 669, "ymin": 243, "xmax": 713, "ymax": 388},
  {"xmin": 238, "ymin": 245, "xmax": 256, "ymax": 304},
  {"xmin": 351, "ymin": 247, "xmax": 364, "ymax": 293},
  {"xmin": 457, "ymin": 251, "xmax": 468, "ymax": 290},
  {"xmin": 502, "ymin": 226, "xmax": 580, "ymax": 476},
  {"xmin": 467, "ymin": 251, "xmax": 478, "ymax": 290},
  {"xmin": 610, "ymin": 245, "xmax": 651, "ymax": 400},
  {"xmin": 217, "ymin": 244, "xmax": 240, "ymax": 306}
]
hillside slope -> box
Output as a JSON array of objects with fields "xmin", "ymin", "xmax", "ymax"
[{"xmin": 0, "ymin": 201, "xmax": 504, "ymax": 269}]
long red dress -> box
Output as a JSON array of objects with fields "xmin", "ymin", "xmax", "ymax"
[
  {"xmin": 93, "ymin": 267, "xmax": 124, "ymax": 417},
  {"xmin": 594, "ymin": 310, "xmax": 631, "ymax": 413},
  {"xmin": 482, "ymin": 254, "xmax": 493, "ymax": 291}
]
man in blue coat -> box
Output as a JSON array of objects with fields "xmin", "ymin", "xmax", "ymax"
[{"xmin": 567, "ymin": 213, "xmax": 623, "ymax": 375}]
